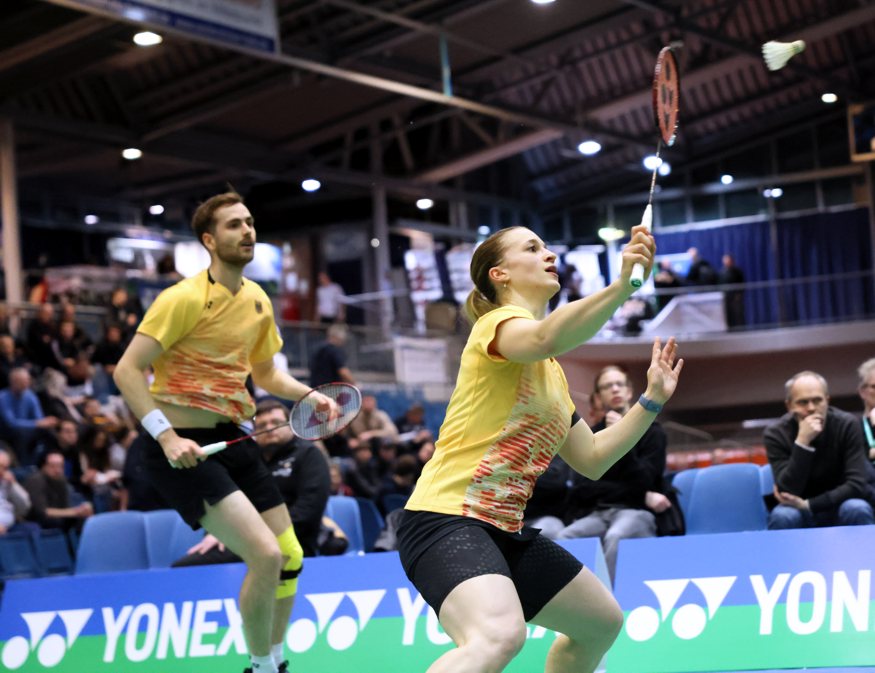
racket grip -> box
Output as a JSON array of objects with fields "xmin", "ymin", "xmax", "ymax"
[
  {"xmin": 201, "ymin": 441, "xmax": 228, "ymax": 456},
  {"xmin": 629, "ymin": 205, "xmax": 653, "ymax": 288}
]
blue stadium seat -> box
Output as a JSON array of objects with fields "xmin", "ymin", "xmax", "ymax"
[
  {"xmin": 325, "ymin": 495, "xmax": 365, "ymax": 555},
  {"xmin": 381, "ymin": 493, "xmax": 409, "ymax": 514},
  {"xmin": 355, "ymin": 497, "xmax": 385, "ymax": 552},
  {"xmin": 35, "ymin": 529, "xmax": 74, "ymax": 576},
  {"xmin": 75, "ymin": 511, "xmax": 149, "ymax": 574},
  {"xmin": 670, "ymin": 468, "xmax": 699, "ymax": 516},
  {"xmin": 685, "ymin": 463, "xmax": 768, "ymax": 534},
  {"xmin": 0, "ymin": 532, "xmax": 42, "ymax": 579},
  {"xmin": 760, "ymin": 463, "xmax": 775, "ymax": 497},
  {"xmin": 144, "ymin": 509, "xmax": 204, "ymax": 568}
]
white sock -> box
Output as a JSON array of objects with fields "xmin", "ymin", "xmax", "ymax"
[
  {"xmin": 249, "ymin": 654, "xmax": 278, "ymax": 672},
  {"xmin": 271, "ymin": 643, "xmax": 284, "ymax": 666}
]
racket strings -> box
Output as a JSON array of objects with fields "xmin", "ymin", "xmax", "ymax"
[{"xmin": 290, "ymin": 383, "xmax": 362, "ymax": 440}]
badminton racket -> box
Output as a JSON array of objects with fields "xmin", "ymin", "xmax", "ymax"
[
  {"xmin": 630, "ymin": 45, "xmax": 681, "ymax": 288},
  {"xmin": 200, "ymin": 383, "xmax": 362, "ymax": 456}
]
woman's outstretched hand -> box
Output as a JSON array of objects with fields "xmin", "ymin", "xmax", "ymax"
[{"xmin": 644, "ymin": 336, "xmax": 684, "ymax": 405}]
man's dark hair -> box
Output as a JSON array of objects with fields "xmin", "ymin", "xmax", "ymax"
[
  {"xmin": 38, "ymin": 448, "xmax": 65, "ymax": 469},
  {"xmin": 255, "ymin": 398, "xmax": 290, "ymax": 419},
  {"xmin": 191, "ymin": 191, "xmax": 244, "ymax": 248}
]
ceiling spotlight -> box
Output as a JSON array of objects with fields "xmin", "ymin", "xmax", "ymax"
[
  {"xmin": 149, "ymin": 204, "xmax": 165, "ymax": 216},
  {"xmin": 531, "ymin": 0, "xmax": 556, "ymax": 4},
  {"xmin": 658, "ymin": 162, "xmax": 671, "ymax": 176},
  {"xmin": 597, "ymin": 226, "xmax": 626, "ymax": 242},
  {"xmin": 771, "ymin": 187, "xmax": 783, "ymax": 198},
  {"xmin": 763, "ymin": 188, "xmax": 772, "ymax": 198},
  {"xmin": 133, "ymin": 31, "xmax": 163, "ymax": 47},
  {"xmin": 84, "ymin": 214, "xmax": 99, "ymax": 225},
  {"xmin": 821, "ymin": 92, "xmax": 838, "ymax": 104},
  {"xmin": 721, "ymin": 174, "xmax": 734, "ymax": 185},
  {"xmin": 416, "ymin": 198, "xmax": 434, "ymax": 210},
  {"xmin": 301, "ymin": 178, "xmax": 321, "ymax": 192},
  {"xmin": 577, "ymin": 140, "xmax": 601, "ymax": 156},
  {"xmin": 122, "ymin": 147, "xmax": 142, "ymax": 160},
  {"xmin": 370, "ymin": 238, "xmax": 380, "ymax": 248},
  {"xmin": 477, "ymin": 225, "xmax": 491, "ymax": 236},
  {"xmin": 643, "ymin": 155, "xmax": 663, "ymax": 170}
]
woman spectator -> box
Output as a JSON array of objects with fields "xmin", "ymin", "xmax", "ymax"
[{"xmin": 78, "ymin": 424, "xmax": 123, "ymax": 513}]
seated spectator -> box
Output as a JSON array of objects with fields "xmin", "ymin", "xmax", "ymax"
[
  {"xmin": 24, "ymin": 449, "xmax": 93, "ymax": 530},
  {"xmin": 766, "ymin": 370, "xmax": 875, "ymax": 529},
  {"xmin": 52, "ymin": 319, "xmax": 94, "ymax": 394},
  {"xmin": 375, "ymin": 441, "xmax": 399, "ymax": 480},
  {"xmin": 377, "ymin": 454, "xmax": 418, "ymax": 513},
  {"xmin": 0, "ymin": 335, "xmax": 28, "ymax": 390},
  {"xmin": 555, "ymin": 365, "xmax": 670, "ymax": 582},
  {"xmin": 346, "ymin": 395, "xmax": 399, "ymax": 453},
  {"xmin": 34, "ymin": 418, "xmax": 83, "ymax": 487},
  {"xmin": 344, "ymin": 443, "xmax": 382, "ymax": 501},
  {"xmin": 174, "ymin": 399, "xmax": 330, "ymax": 564},
  {"xmin": 309, "ymin": 323, "xmax": 355, "ymax": 388},
  {"xmin": 91, "ymin": 323, "xmax": 126, "ymax": 397},
  {"xmin": 80, "ymin": 396, "xmax": 124, "ymax": 432},
  {"xmin": 25, "ymin": 303, "xmax": 57, "ymax": 372},
  {"xmin": 78, "ymin": 425, "xmax": 123, "ymax": 513},
  {"xmin": 328, "ymin": 460, "xmax": 353, "ymax": 497},
  {"xmin": 0, "ymin": 367, "xmax": 58, "ymax": 464},
  {"xmin": 394, "ymin": 403, "xmax": 435, "ymax": 458},
  {"xmin": 38, "ymin": 368, "xmax": 83, "ymax": 422},
  {"xmin": 0, "ymin": 445, "xmax": 34, "ymax": 535},
  {"xmin": 523, "ymin": 455, "xmax": 572, "ymax": 539},
  {"xmin": 857, "ymin": 357, "xmax": 875, "ymax": 464},
  {"xmin": 106, "ymin": 287, "xmax": 142, "ymax": 342},
  {"xmin": 58, "ymin": 302, "xmax": 93, "ymax": 352}
]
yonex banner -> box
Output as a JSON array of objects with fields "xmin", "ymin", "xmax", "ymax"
[
  {"xmin": 49, "ymin": 0, "xmax": 280, "ymax": 53},
  {"xmin": 0, "ymin": 539, "xmax": 608, "ymax": 672},
  {"xmin": 611, "ymin": 527, "xmax": 875, "ymax": 673}
]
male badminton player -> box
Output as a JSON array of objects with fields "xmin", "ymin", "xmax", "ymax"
[
  {"xmin": 114, "ymin": 192, "xmax": 333, "ymax": 673},
  {"xmin": 397, "ymin": 224, "xmax": 683, "ymax": 673}
]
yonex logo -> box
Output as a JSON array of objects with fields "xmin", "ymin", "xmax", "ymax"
[
  {"xmin": 1, "ymin": 609, "xmax": 93, "ymax": 669},
  {"xmin": 287, "ymin": 590, "xmax": 385, "ymax": 653},
  {"xmin": 625, "ymin": 576, "xmax": 736, "ymax": 641}
]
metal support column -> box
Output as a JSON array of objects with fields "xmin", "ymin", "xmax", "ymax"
[{"xmin": 0, "ymin": 119, "xmax": 23, "ymax": 305}]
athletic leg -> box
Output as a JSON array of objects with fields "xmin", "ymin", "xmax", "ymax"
[{"xmin": 260, "ymin": 504, "xmax": 300, "ymax": 662}]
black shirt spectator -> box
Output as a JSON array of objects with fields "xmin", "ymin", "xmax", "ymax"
[{"xmin": 309, "ymin": 323, "xmax": 355, "ymax": 388}]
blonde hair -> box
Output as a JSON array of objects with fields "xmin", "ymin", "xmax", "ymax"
[
  {"xmin": 858, "ymin": 358, "xmax": 875, "ymax": 387},
  {"xmin": 463, "ymin": 227, "xmax": 522, "ymax": 324}
]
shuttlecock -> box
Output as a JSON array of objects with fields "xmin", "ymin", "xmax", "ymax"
[{"xmin": 762, "ymin": 39, "xmax": 806, "ymax": 71}]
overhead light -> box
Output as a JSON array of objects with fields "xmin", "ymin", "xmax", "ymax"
[
  {"xmin": 477, "ymin": 225, "xmax": 490, "ymax": 236},
  {"xmin": 531, "ymin": 0, "xmax": 556, "ymax": 4},
  {"xmin": 597, "ymin": 226, "xmax": 626, "ymax": 242},
  {"xmin": 577, "ymin": 140, "xmax": 601, "ymax": 156},
  {"xmin": 122, "ymin": 147, "xmax": 142, "ymax": 160},
  {"xmin": 643, "ymin": 155, "xmax": 663, "ymax": 170},
  {"xmin": 721, "ymin": 174, "xmax": 734, "ymax": 185},
  {"xmin": 370, "ymin": 238, "xmax": 380, "ymax": 248},
  {"xmin": 416, "ymin": 198, "xmax": 434, "ymax": 210},
  {"xmin": 658, "ymin": 162, "xmax": 671, "ymax": 176},
  {"xmin": 301, "ymin": 178, "xmax": 321, "ymax": 192},
  {"xmin": 84, "ymin": 214, "xmax": 99, "ymax": 225},
  {"xmin": 821, "ymin": 92, "xmax": 838, "ymax": 104},
  {"xmin": 771, "ymin": 187, "xmax": 783, "ymax": 198},
  {"xmin": 148, "ymin": 204, "xmax": 164, "ymax": 216},
  {"xmin": 133, "ymin": 31, "xmax": 163, "ymax": 47}
]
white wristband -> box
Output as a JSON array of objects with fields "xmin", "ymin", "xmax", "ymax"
[{"xmin": 142, "ymin": 409, "xmax": 172, "ymax": 440}]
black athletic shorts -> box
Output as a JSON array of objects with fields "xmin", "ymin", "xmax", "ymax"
[
  {"xmin": 396, "ymin": 509, "xmax": 583, "ymax": 621},
  {"xmin": 136, "ymin": 423, "xmax": 284, "ymax": 529}
]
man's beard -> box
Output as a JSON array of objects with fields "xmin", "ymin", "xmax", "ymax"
[{"xmin": 216, "ymin": 243, "xmax": 254, "ymax": 267}]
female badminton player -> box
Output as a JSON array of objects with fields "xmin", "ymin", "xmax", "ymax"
[
  {"xmin": 114, "ymin": 192, "xmax": 334, "ymax": 673},
  {"xmin": 397, "ymin": 224, "xmax": 683, "ymax": 673}
]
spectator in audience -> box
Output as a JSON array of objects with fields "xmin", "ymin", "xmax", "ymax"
[
  {"xmin": 0, "ymin": 446, "xmax": 33, "ymax": 535},
  {"xmin": 314, "ymin": 271, "xmax": 346, "ymax": 324},
  {"xmin": 653, "ymin": 260, "xmax": 682, "ymax": 313},
  {"xmin": 106, "ymin": 287, "xmax": 142, "ymax": 341},
  {"xmin": 0, "ymin": 367, "xmax": 58, "ymax": 463},
  {"xmin": 344, "ymin": 442, "xmax": 382, "ymax": 501},
  {"xmin": 0, "ymin": 334, "xmax": 28, "ymax": 389},
  {"xmin": 394, "ymin": 403, "xmax": 435, "ymax": 458},
  {"xmin": 58, "ymin": 302, "xmax": 93, "ymax": 352},
  {"xmin": 80, "ymin": 396, "xmax": 124, "ymax": 431},
  {"xmin": 523, "ymin": 455, "xmax": 572, "ymax": 539},
  {"xmin": 555, "ymin": 365, "xmax": 670, "ymax": 581},
  {"xmin": 25, "ymin": 303, "xmax": 57, "ymax": 371},
  {"xmin": 309, "ymin": 323, "xmax": 355, "ymax": 388},
  {"xmin": 685, "ymin": 247, "xmax": 717, "ymax": 287},
  {"xmin": 718, "ymin": 253, "xmax": 746, "ymax": 329},
  {"xmin": 35, "ymin": 418, "xmax": 83, "ymax": 488},
  {"xmin": 78, "ymin": 424, "xmax": 123, "ymax": 513},
  {"xmin": 328, "ymin": 461, "xmax": 353, "ymax": 497},
  {"xmin": 52, "ymin": 319, "xmax": 94, "ymax": 393},
  {"xmin": 174, "ymin": 399, "xmax": 330, "ymax": 563},
  {"xmin": 92, "ymin": 323, "xmax": 126, "ymax": 397},
  {"xmin": 346, "ymin": 395, "xmax": 399, "ymax": 453},
  {"xmin": 24, "ymin": 449, "xmax": 93, "ymax": 530},
  {"xmin": 765, "ymin": 370, "xmax": 875, "ymax": 529},
  {"xmin": 858, "ymin": 358, "xmax": 875, "ymax": 464},
  {"xmin": 38, "ymin": 368, "xmax": 83, "ymax": 422},
  {"xmin": 588, "ymin": 389, "xmax": 606, "ymax": 427},
  {"xmin": 122, "ymin": 430, "xmax": 168, "ymax": 512},
  {"xmin": 374, "ymin": 441, "xmax": 399, "ymax": 480},
  {"xmin": 377, "ymin": 454, "xmax": 418, "ymax": 512},
  {"xmin": 415, "ymin": 439, "xmax": 435, "ymax": 472}
]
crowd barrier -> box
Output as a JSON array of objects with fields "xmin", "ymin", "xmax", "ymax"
[{"xmin": 1, "ymin": 528, "xmax": 873, "ymax": 672}]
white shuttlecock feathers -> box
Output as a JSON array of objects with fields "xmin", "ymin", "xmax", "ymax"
[{"xmin": 762, "ymin": 39, "xmax": 806, "ymax": 71}]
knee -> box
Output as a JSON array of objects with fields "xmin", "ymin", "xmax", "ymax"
[
  {"xmin": 768, "ymin": 505, "xmax": 802, "ymax": 530},
  {"xmin": 838, "ymin": 499, "xmax": 875, "ymax": 525},
  {"xmin": 248, "ymin": 537, "xmax": 284, "ymax": 575},
  {"xmin": 473, "ymin": 620, "xmax": 527, "ymax": 670}
]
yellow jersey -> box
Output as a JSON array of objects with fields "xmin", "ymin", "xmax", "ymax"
[
  {"xmin": 406, "ymin": 305, "xmax": 575, "ymax": 532},
  {"xmin": 137, "ymin": 270, "xmax": 282, "ymax": 424}
]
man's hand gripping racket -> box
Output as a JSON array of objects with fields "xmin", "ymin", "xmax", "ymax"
[{"xmin": 630, "ymin": 45, "xmax": 681, "ymax": 288}]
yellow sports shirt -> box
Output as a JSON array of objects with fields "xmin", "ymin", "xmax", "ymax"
[
  {"xmin": 137, "ymin": 270, "xmax": 282, "ymax": 423},
  {"xmin": 406, "ymin": 305, "xmax": 575, "ymax": 532}
]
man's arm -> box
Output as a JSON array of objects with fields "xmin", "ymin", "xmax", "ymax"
[
  {"xmin": 250, "ymin": 358, "xmax": 312, "ymax": 402},
  {"xmin": 765, "ymin": 420, "xmax": 815, "ymax": 494},
  {"xmin": 807, "ymin": 417, "xmax": 871, "ymax": 512}
]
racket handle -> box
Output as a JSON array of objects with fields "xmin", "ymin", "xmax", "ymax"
[
  {"xmin": 201, "ymin": 441, "xmax": 228, "ymax": 456},
  {"xmin": 630, "ymin": 204, "xmax": 653, "ymax": 288}
]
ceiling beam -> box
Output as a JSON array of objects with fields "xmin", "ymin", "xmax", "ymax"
[{"xmin": 0, "ymin": 15, "xmax": 108, "ymax": 70}]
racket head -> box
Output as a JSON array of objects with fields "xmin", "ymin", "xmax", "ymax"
[
  {"xmin": 652, "ymin": 46, "xmax": 681, "ymax": 147},
  {"xmin": 290, "ymin": 383, "xmax": 362, "ymax": 441}
]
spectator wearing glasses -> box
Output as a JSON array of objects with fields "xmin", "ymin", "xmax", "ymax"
[
  {"xmin": 765, "ymin": 370, "xmax": 875, "ymax": 529},
  {"xmin": 857, "ymin": 358, "xmax": 875, "ymax": 464}
]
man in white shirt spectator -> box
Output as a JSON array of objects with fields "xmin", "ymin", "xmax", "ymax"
[{"xmin": 314, "ymin": 272, "xmax": 346, "ymax": 324}]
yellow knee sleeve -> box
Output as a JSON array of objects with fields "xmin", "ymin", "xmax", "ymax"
[{"xmin": 276, "ymin": 526, "xmax": 303, "ymax": 599}]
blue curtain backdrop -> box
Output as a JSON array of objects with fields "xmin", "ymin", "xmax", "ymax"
[{"xmin": 646, "ymin": 207, "xmax": 873, "ymax": 327}]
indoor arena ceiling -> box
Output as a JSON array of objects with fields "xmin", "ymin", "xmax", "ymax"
[{"xmin": 3, "ymin": 0, "xmax": 875, "ymax": 230}]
